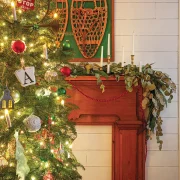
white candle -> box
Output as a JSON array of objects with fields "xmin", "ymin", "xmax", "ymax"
[
  {"xmin": 43, "ymin": 44, "xmax": 48, "ymax": 59},
  {"xmin": 122, "ymin": 46, "xmax": 124, "ymax": 67},
  {"xmin": 107, "ymin": 64, "xmax": 110, "ymax": 74},
  {"xmin": 107, "ymin": 34, "xmax": 110, "ymax": 56},
  {"xmin": 132, "ymin": 32, "xmax": 135, "ymax": 55},
  {"xmin": 11, "ymin": 2, "xmax": 17, "ymax": 21},
  {"xmin": 139, "ymin": 61, "xmax": 142, "ymax": 72},
  {"xmin": 100, "ymin": 46, "xmax": 103, "ymax": 67}
]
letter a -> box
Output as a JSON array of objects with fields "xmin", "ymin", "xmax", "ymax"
[{"xmin": 24, "ymin": 71, "xmax": 34, "ymax": 85}]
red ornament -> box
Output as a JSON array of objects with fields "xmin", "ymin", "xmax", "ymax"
[
  {"xmin": 60, "ymin": 66, "xmax": 71, "ymax": 77},
  {"xmin": 17, "ymin": 0, "xmax": 35, "ymax": 11},
  {"xmin": 11, "ymin": 40, "xmax": 26, "ymax": 54},
  {"xmin": 43, "ymin": 171, "xmax": 54, "ymax": 180}
]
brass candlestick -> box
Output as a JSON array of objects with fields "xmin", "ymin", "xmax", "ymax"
[{"xmin": 131, "ymin": 55, "xmax": 135, "ymax": 65}]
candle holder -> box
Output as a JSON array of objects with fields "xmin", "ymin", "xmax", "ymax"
[{"xmin": 131, "ymin": 55, "xmax": 135, "ymax": 65}]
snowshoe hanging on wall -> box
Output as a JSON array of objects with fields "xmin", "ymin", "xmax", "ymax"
[
  {"xmin": 71, "ymin": 0, "xmax": 108, "ymax": 58},
  {"xmin": 55, "ymin": 0, "xmax": 68, "ymax": 46}
]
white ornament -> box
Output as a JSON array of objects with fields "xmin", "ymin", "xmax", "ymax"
[
  {"xmin": 15, "ymin": 67, "xmax": 36, "ymax": 87},
  {"xmin": 23, "ymin": 115, "xmax": 41, "ymax": 132}
]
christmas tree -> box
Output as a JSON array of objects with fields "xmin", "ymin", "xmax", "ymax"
[{"xmin": 0, "ymin": 0, "xmax": 83, "ymax": 179}]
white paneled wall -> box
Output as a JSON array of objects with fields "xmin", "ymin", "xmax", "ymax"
[
  {"xmin": 72, "ymin": 126, "xmax": 112, "ymax": 180},
  {"xmin": 114, "ymin": 0, "xmax": 178, "ymax": 179}
]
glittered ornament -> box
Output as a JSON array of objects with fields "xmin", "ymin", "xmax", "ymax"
[
  {"xmin": 43, "ymin": 171, "xmax": 54, "ymax": 180},
  {"xmin": 23, "ymin": 115, "xmax": 41, "ymax": 132},
  {"xmin": 35, "ymin": 88, "xmax": 51, "ymax": 97},
  {"xmin": 62, "ymin": 40, "xmax": 71, "ymax": 51},
  {"xmin": 57, "ymin": 88, "xmax": 66, "ymax": 96},
  {"xmin": 11, "ymin": 40, "xmax": 26, "ymax": 54},
  {"xmin": 44, "ymin": 70, "xmax": 58, "ymax": 82},
  {"xmin": 11, "ymin": 89, "xmax": 20, "ymax": 103},
  {"xmin": 60, "ymin": 66, "xmax": 71, "ymax": 77}
]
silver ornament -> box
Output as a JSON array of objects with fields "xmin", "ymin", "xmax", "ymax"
[
  {"xmin": 44, "ymin": 70, "xmax": 58, "ymax": 82},
  {"xmin": 35, "ymin": 88, "xmax": 51, "ymax": 97},
  {"xmin": 23, "ymin": 115, "xmax": 41, "ymax": 132}
]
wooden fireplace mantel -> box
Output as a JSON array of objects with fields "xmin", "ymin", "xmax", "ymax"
[{"xmin": 66, "ymin": 76, "xmax": 145, "ymax": 180}]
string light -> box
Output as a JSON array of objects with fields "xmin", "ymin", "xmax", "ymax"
[
  {"xmin": 4, "ymin": 36, "xmax": 8, "ymax": 40},
  {"xmin": 18, "ymin": 9, "xmax": 22, "ymax": 14},
  {"xmin": 11, "ymin": 1, "xmax": 15, "ymax": 7},
  {"xmin": 53, "ymin": 13, "xmax": 58, "ymax": 18},
  {"xmin": 69, "ymin": 144, "xmax": 73, "ymax": 149},
  {"xmin": 30, "ymin": 43, "xmax": 34, "ymax": 47},
  {"xmin": 61, "ymin": 99, "xmax": 65, "ymax": 106},
  {"xmin": 1, "ymin": 144, "xmax": 4, "ymax": 148},
  {"xmin": 9, "ymin": 162, "xmax": 14, "ymax": 167},
  {"xmin": 31, "ymin": 176, "xmax": 36, "ymax": 180},
  {"xmin": 65, "ymin": 141, "xmax": 69, "ymax": 145},
  {"xmin": 0, "ymin": 43, "xmax": 4, "ymax": 46},
  {"xmin": 40, "ymin": 141, "xmax": 44, "ymax": 146},
  {"xmin": 0, "ymin": 115, "xmax": 4, "ymax": 119},
  {"xmin": 51, "ymin": 121, "xmax": 55, "ymax": 125},
  {"xmin": 51, "ymin": 149, "xmax": 54, "ymax": 153},
  {"xmin": 22, "ymin": 37, "xmax": 26, "ymax": 41},
  {"xmin": 17, "ymin": 111, "xmax": 21, "ymax": 116},
  {"xmin": 45, "ymin": 162, "xmax": 49, "ymax": 168}
]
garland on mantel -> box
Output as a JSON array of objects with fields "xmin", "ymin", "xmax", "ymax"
[{"xmin": 69, "ymin": 62, "xmax": 176, "ymax": 150}]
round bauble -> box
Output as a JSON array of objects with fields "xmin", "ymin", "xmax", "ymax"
[
  {"xmin": 43, "ymin": 172, "xmax": 54, "ymax": 180},
  {"xmin": 23, "ymin": 115, "xmax": 41, "ymax": 132},
  {"xmin": 44, "ymin": 70, "xmax": 58, "ymax": 82},
  {"xmin": 35, "ymin": 88, "xmax": 51, "ymax": 97},
  {"xmin": 11, "ymin": 40, "xmax": 26, "ymax": 54},
  {"xmin": 11, "ymin": 89, "xmax": 20, "ymax": 103},
  {"xmin": 57, "ymin": 88, "xmax": 66, "ymax": 96},
  {"xmin": 60, "ymin": 66, "xmax": 71, "ymax": 77},
  {"xmin": 62, "ymin": 40, "xmax": 71, "ymax": 51}
]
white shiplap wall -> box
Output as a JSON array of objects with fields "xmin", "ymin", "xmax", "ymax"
[{"xmin": 114, "ymin": 0, "xmax": 179, "ymax": 180}]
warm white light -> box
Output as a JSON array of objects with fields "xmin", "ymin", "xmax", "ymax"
[
  {"xmin": 22, "ymin": 37, "xmax": 26, "ymax": 41},
  {"xmin": 1, "ymin": 144, "xmax": 4, "ymax": 148},
  {"xmin": 45, "ymin": 162, "xmax": 49, "ymax": 168},
  {"xmin": 2, "ymin": 23, "xmax": 5, "ymax": 26},
  {"xmin": 17, "ymin": 112, "xmax": 21, "ymax": 116},
  {"xmin": 4, "ymin": 109, "xmax": 9, "ymax": 115},
  {"xmin": 29, "ymin": 149, "xmax": 33, "ymax": 153},
  {"xmin": 61, "ymin": 99, "xmax": 65, "ymax": 106},
  {"xmin": 43, "ymin": 62, "xmax": 48, "ymax": 66},
  {"xmin": 9, "ymin": 163, "xmax": 14, "ymax": 167},
  {"xmin": 0, "ymin": 115, "xmax": 4, "ymax": 119},
  {"xmin": 69, "ymin": 144, "xmax": 73, "ymax": 149},
  {"xmin": 36, "ymin": 15, "xmax": 39, "ymax": 18},
  {"xmin": 4, "ymin": 36, "xmax": 8, "ymax": 40},
  {"xmin": 66, "ymin": 141, "xmax": 69, "ymax": 145},
  {"xmin": 51, "ymin": 149, "xmax": 54, "ymax": 153},
  {"xmin": 20, "ymin": 130, "xmax": 24, "ymax": 134},
  {"xmin": 53, "ymin": 13, "xmax": 58, "ymax": 18},
  {"xmin": 40, "ymin": 141, "xmax": 44, "ymax": 146},
  {"xmin": 0, "ymin": 43, "xmax": 4, "ymax": 46},
  {"xmin": 11, "ymin": 1, "xmax": 15, "ymax": 7},
  {"xmin": 66, "ymin": 163, "xmax": 68, "ymax": 166},
  {"xmin": 51, "ymin": 121, "xmax": 55, "ymax": 125},
  {"xmin": 18, "ymin": 9, "xmax": 22, "ymax": 14},
  {"xmin": 30, "ymin": 43, "xmax": 34, "ymax": 47},
  {"xmin": 31, "ymin": 176, "xmax": 36, "ymax": 180}
]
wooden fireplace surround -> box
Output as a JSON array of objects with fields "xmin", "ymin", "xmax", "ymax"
[{"xmin": 66, "ymin": 76, "xmax": 146, "ymax": 180}]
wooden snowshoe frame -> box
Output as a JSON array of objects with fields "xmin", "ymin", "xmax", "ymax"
[{"xmin": 71, "ymin": 0, "xmax": 108, "ymax": 59}]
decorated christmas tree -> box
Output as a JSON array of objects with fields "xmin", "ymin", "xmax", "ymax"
[{"xmin": 0, "ymin": 0, "xmax": 83, "ymax": 179}]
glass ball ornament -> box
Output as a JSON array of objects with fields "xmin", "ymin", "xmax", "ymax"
[
  {"xmin": 23, "ymin": 115, "xmax": 41, "ymax": 132},
  {"xmin": 35, "ymin": 88, "xmax": 51, "ymax": 97},
  {"xmin": 57, "ymin": 88, "xmax": 66, "ymax": 96},
  {"xmin": 60, "ymin": 66, "xmax": 71, "ymax": 77},
  {"xmin": 11, "ymin": 89, "xmax": 20, "ymax": 103},
  {"xmin": 11, "ymin": 40, "xmax": 26, "ymax": 54},
  {"xmin": 62, "ymin": 40, "xmax": 71, "ymax": 51}
]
